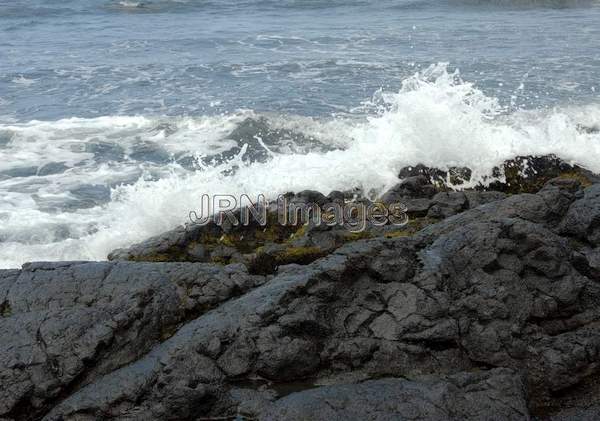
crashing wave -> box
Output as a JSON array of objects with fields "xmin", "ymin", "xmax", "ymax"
[{"xmin": 0, "ymin": 63, "xmax": 599, "ymax": 268}]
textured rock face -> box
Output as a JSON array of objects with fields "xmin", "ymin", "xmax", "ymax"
[
  {"xmin": 260, "ymin": 369, "xmax": 529, "ymax": 420},
  {"xmin": 2, "ymin": 157, "xmax": 600, "ymax": 420},
  {"xmin": 0, "ymin": 262, "xmax": 264, "ymax": 420}
]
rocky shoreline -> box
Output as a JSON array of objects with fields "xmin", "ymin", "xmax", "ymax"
[{"xmin": 2, "ymin": 155, "xmax": 600, "ymax": 420}]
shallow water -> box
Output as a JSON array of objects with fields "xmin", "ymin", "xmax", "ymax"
[{"xmin": 0, "ymin": 0, "xmax": 599, "ymax": 267}]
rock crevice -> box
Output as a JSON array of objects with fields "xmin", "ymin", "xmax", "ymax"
[{"xmin": 2, "ymin": 156, "xmax": 600, "ymax": 420}]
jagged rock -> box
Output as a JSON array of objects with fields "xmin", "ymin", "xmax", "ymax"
[
  {"xmin": 108, "ymin": 190, "xmax": 365, "ymax": 273},
  {"xmin": 381, "ymin": 183, "xmax": 507, "ymax": 219},
  {"xmin": 2, "ymin": 159, "xmax": 600, "ymax": 420},
  {"xmin": 402, "ymin": 197, "xmax": 432, "ymax": 216},
  {"xmin": 381, "ymin": 175, "xmax": 438, "ymax": 203},
  {"xmin": 486, "ymin": 155, "xmax": 596, "ymax": 194},
  {"xmin": 576, "ymin": 247, "xmax": 600, "ymax": 281},
  {"xmin": 112, "ymin": 156, "xmax": 588, "ymax": 268},
  {"xmin": 427, "ymin": 191, "xmax": 468, "ymax": 218},
  {"xmin": 0, "ymin": 262, "xmax": 263, "ymax": 420},
  {"xmin": 559, "ymin": 184, "xmax": 600, "ymax": 246},
  {"xmin": 398, "ymin": 164, "xmax": 447, "ymax": 184},
  {"xmin": 464, "ymin": 190, "xmax": 507, "ymax": 208},
  {"xmin": 286, "ymin": 190, "xmax": 330, "ymax": 207},
  {"xmin": 398, "ymin": 155, "xmax": 597, "ymax": 194}
]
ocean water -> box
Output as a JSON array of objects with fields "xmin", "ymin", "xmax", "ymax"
[{"xmin": 0, "ymin": 0, "xmax": 599, "ymax": 268}]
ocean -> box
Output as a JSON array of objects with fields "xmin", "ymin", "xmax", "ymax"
[{"xmin": 0, "ymin": 0, "xmax": 599, "ymax": 268}]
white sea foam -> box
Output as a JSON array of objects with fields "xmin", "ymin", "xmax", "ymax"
[
  {"xmin": 1, "ymin": 64, "xmax": 599, "ymax": 268},
  {"xmin": 118, "ymin": 1, "xmax": 144, "ymax": 8},
  {"xmin": 11, "ymin": 76, "xmax": 37, "ymax": 86}
]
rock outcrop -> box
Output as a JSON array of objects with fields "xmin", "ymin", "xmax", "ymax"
[{"xmin": 2, "ymin": 155, "xmax": 600, "ymax": 420}]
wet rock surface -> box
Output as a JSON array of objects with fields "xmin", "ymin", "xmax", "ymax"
[{"xmin": 2, "ymin": 155, "xmax": 600, "ymax": 420}]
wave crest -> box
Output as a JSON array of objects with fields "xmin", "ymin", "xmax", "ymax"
[{"xmin": 0, "ymin": 63, "xmax": 599, "ymax": 268}]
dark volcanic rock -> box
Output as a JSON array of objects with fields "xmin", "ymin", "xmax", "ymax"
[
  {"xmin": 381, "ymin": 175, "xmax": 508, "ymax": 219},
  {"xmin": 108, "ymin": 190, "xmax": 361, "ymax": 273},
  {"xmin": 427, "ymin": 191, "xmax": 468, "ymax": 218},
  {"xmin": 0, "ymin": 262, "xmax": 263, "ymax": 420},
  {"xmin": 559, "ymin": 183, "xmax": 600, "ymax": 246},
  {"xmin": 487, "ymin": 155, "xmax": 596, "ymax": 194},
  {"xmin": 398, "ymin": 155, "xmax": 598, "ymax": 194},
  {"xmin": 381, "ymin": 175, "xmax": 438, "ymax": 203},
  {"xmin": 398, "ymin": 164, "xmax": 448, "ymax": 183},
  {"xmin": 259, "ymin": 369, "xmax": 528, "ymax": 420},
  {"xmin": 545, "ymin": 405, "xmax": 600, "ymax": 421},
  {"xmin": 2, "ymin": 157, "xmax": 600, "ymax": 420}
]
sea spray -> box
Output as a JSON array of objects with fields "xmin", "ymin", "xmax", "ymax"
[{"xmin": 0, "ymin": 64, "xmax": 599, "ymax": 268}]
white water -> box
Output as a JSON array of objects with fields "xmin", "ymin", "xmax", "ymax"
[{"xmin": 1, "ymin": 64, "xmax": 599, "ymax": 268}]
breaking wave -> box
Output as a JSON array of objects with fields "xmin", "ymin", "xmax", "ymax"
[{"xmin": 0, "ymin": 64, "xmax": 599, "ymax": 268}]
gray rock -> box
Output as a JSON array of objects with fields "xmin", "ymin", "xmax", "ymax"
[
  {"xmin": 42, "ymin": 210, "xmax": 600, "ymax": 419},
  {"xmin": 544, "ymin": 405, "xmax": 600, "ymax": 420},
  {"xmin": 403, "ymin": 197, "xmax": 433, "ymax": 216},
  {"xmin": 398, "ymin": 164, "xmax": 446, "ymax": 183},
  {"xmin": 427, "ymin": 191, "xmax": 468, "ymax": 218},
  {"xmin": 2, "ymin": 165, "xmax": 600, "ymax": 420},
  {"xmin": 559, "ymin": 184, "xmax": 600, "ymax": 246},
  {"xmin": 259, "ymin": 369, "xmax": 528, "ymax": 420},
  {"xmin": 464, "ymin": 190, "xmax": 507, "ymax": 208},
  {"xmin": 381, "ymin": 180, "xmax": 507, "ymax": 220},
  {"xmin": 288, "ymin": 190, "xmax": 329, "ymax": 207},
  {"xmin": 0, "ymin": 262, "xmax": 263, "ymax": 420},
  {"xmin": 380, "ymin": 175, "xmax": 438, "ymax": 204}
]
